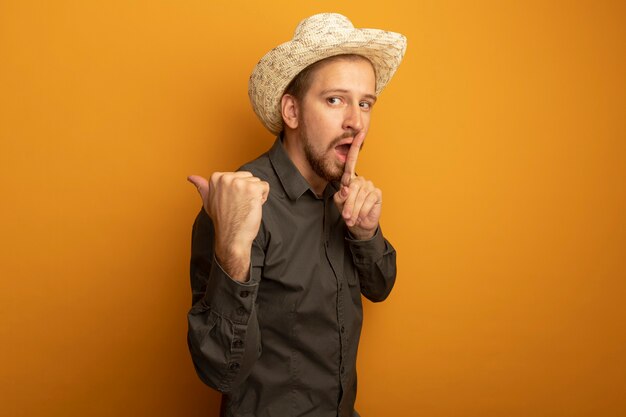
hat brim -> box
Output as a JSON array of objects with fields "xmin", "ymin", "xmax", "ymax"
[{"xmin": 249, "ymin": 26, "xmax": 407, "ymax": 135}]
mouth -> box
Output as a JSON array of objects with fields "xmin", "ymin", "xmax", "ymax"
[{"xmin": 334, "ymin": 141, "xmax": 352, "ymax": 163}]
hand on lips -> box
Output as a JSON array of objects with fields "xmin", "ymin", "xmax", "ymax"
[{"xmin": 333, "ymin": 131, "xmax": 383, "ymax": 240}]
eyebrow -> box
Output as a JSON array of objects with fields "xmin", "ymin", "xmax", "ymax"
[{"xmin": 320, "ymin": 89, "xmax": 378, "ymax": 103}]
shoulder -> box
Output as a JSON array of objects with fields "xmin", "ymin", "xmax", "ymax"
[
  {"xmin": 237, "ymin": 152, "xmax": 285, "ymax": 200},
  {"xmin": 238, "ymin": 152, "xmax": 272, "ymax": 180}
]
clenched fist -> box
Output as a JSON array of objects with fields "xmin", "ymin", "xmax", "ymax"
[{"xmin": 188, "ymin": 172, "xmax": 269, "ymax": 282}]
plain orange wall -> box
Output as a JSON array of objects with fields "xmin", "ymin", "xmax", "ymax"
[{"xmin": 1, "ymin": 1, "xmax": 625, "ymax": 416}]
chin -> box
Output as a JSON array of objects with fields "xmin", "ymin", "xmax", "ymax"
[{"xmin": 325, "ymin": 169, "xmax": 343, "ymax": 183}]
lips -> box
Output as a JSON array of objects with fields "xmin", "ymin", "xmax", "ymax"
[
  {"xmin": 335, "ymin": 137, "xmax": 354, "ymax": 148},
  {"xmin": 334, "ymin": 138, "xmax": 353, "ymax": 163},
  {"xmin": 334, "ymin": 144, "xmax": 350, "ymax": 162}
]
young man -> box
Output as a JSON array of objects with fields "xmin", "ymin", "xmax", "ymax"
[{"xmin": 187, "ymin": 13, "xmax": 406, "ymax": 417}]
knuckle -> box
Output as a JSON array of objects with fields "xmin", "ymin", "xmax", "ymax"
[
  {"xmin": 233, "ymin": 178, "xmax": 246, "ymax": 190},
  {"xmin": 221, "ymin": 172, "xmax": 237, "ymax": 186},
  {"xmin": 210, "ymin": 172, "xmax": 222, "ymax": 183},
  {"xmin": 246, "ymin": 181, "xmax": 258, "ymax": 193}
]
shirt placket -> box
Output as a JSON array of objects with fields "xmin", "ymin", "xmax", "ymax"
[{"xmin": 322, "ymin": 193, "xmax": 349, "ymax": 400}]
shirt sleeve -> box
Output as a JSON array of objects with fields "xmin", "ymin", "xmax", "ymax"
[
  {"xmin": 187, "ymin": 208, "xmax": 264, "ymax": 393},
  {"xmin": 346, "ymin": 227, "xmax": 397, "ymax": 302}
]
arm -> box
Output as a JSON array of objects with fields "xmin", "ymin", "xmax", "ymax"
[
  {"xmin": 333, "ymin": 132, "xmax": 397, "ymax": 301},
  {"xmin": 186, "ymin": 172, "xmax": 269, "ymax": 393},
  {"xmin": 346, "ymin": 227, "xmax": 397, "ymax": 302},
  {"xmin": 187, "ymin": 210, "xmax": 265, "ymax": 392}
]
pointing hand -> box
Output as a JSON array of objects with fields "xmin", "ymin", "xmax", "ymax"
[{"xmin": 188, "ymin": 172, "xmax": 269, "ymax": 281}]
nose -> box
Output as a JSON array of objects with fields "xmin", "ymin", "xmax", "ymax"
[{"xmin": 342, "ymin": 103, "xmax": 363, "ymax": 133}]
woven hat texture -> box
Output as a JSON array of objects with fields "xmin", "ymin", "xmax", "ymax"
[{"xmin": 248, "ymin": 13, "xmax": 407, "ymax": 135}]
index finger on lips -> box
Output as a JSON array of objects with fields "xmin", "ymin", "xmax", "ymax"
[{"xmin": 341, "ymin": 131, "xmax": 365, "ymax": 187}]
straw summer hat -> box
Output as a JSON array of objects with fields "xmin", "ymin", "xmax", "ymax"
[{"xmin": 248, "ymin": 13, "xmax": 407, "ymax": 135}]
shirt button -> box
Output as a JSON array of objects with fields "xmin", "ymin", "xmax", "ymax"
[
  {"xmin": 233, "ymin": 339, "xmax": 243, "ymax": 349},
  {"xmin": 228, "ymin": 362, "xmax": 240, "ymax": 371},
  {"xmin": 239, "ymin": 290, "xmax": 250, "ymax": 298},
  {"xmin": 340, "ymin": 325, "xmax": 345, "ymax": 333},
  {"xmin": 236, "ymin": 307, "xmax": 246, "ymax": 315},
  {"xmin": 339, "ymin": 283, "xmax": 343, "ymax": 291},
  {"xmin": 341, "ymin": 366, "xmax": 345, "ymax": 374}
]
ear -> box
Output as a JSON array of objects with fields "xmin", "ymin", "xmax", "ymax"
[{"xmin": 281, "ymin": 94, "xmax": 299, "ymax": 129}]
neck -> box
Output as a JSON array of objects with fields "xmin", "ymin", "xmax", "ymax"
[{"xmin": 282, "ymin": 131, "xmax": 328, "ymax": 196}]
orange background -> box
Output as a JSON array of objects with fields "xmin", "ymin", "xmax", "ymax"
[{"xmin": 1, "ymin": 1, "xmax": 625, "ymax": 416}]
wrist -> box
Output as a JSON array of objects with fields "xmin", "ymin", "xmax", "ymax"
[
  {"xmin": 215, "ymin": 242, "xmax": 251, "ymax": 282},
  {"xmin": 348, "ymin": 227, "xmax": 376, "ymax": 241}
]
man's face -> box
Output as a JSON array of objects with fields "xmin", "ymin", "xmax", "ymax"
[{"xmin": 297, "ymin": 57, "xmax": 377, "ymax": 183}]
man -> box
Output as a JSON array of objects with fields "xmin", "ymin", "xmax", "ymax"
[{"xmin": 187, "ymin": 13, "xmax": 406, "ymax": 417}]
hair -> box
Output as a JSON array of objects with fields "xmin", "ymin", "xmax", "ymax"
[{"xmin": 283, "ymin": 54, "xmax": 375, "ymax": 102}]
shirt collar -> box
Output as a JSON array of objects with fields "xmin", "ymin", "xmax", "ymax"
[
  {"xmin": 268, "ymin": 136, "xmax": 312, "ymax": 201},
  {"xmin": 269, "ymin": 136, "xmax": 341, "ymax": 201}
]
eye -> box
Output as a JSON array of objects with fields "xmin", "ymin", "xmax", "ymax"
[
  {"xmin": 360, "ymin": 101, "xmax": 373, "ymax": 111},
  {"xmin": 327, "ymin": 97, "xmax": 341, "ymax": 105}
]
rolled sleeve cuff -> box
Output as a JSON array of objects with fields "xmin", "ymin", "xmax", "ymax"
[{"xmin": 202, "ymin": 256, "xmax": 259, "ymax": 324}]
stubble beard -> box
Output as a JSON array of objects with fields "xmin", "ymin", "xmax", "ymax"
[
  {"xmin": 303, "ymin": 134, "xmax": 343, "ymax": 183},
  {"xmin": 300, "ymin": 119, "xmax": 357, "ymax": 183}
]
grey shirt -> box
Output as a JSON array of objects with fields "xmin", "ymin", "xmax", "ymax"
[{"xmin": 187, "ymin": 138, "xmax": 397, "ymax": 417}]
